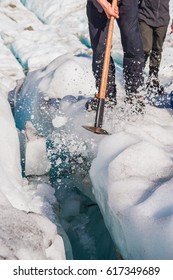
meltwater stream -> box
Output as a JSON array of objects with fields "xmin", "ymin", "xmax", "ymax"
[{"xmin": 11, "ymin": 67, "xmax": 118, "ymax": 259}]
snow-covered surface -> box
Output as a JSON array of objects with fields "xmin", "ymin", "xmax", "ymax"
[{"xmin": 0, "ymin": 0, "xmax": 173, "ymax": 260}]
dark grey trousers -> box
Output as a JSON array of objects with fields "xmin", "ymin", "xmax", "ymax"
[
  {"xmin": 86, "ymin": 0, "xmax": 144, "ymax": 97},
  {"xmin": 139, "ymin": 20, "xmax": 168, "ymax": 78}
]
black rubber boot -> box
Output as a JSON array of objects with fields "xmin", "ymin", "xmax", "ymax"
[
  {"xmin": 124, "ymin": 94, "xmax": 146, "ymax": 114},
  {"xmin": 146, "ymin": 76, "xmax": 164, "ymax": 95}
]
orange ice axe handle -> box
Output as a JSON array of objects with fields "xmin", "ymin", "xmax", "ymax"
[{"xmin": 83, "ymin": 0, "xmax": 117, "ymax": 135}]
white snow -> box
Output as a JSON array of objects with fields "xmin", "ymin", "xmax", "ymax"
[{"xmin": 0, "ymin": 0, "xmax": 173, "ymax": 260}]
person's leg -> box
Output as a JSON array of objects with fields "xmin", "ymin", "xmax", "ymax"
[
  {"xmin": 149, "ymin": 25, "xmax": 168, "ymax": 78},
  {"xmin": 139, "ymin": 20, "xmax": 153, "ymax": 66},
  {"xmin": 86, "ymin": 0, "xmax": 116, "ymax": 99},
  {"xmin": 117, "ymin": 0, "xmax": 144, "ymax": 95}
]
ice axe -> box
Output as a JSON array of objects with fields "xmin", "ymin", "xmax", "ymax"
[{"xmin": 83, "ymin": 0, "xmax": 117, "ymax": 135}]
